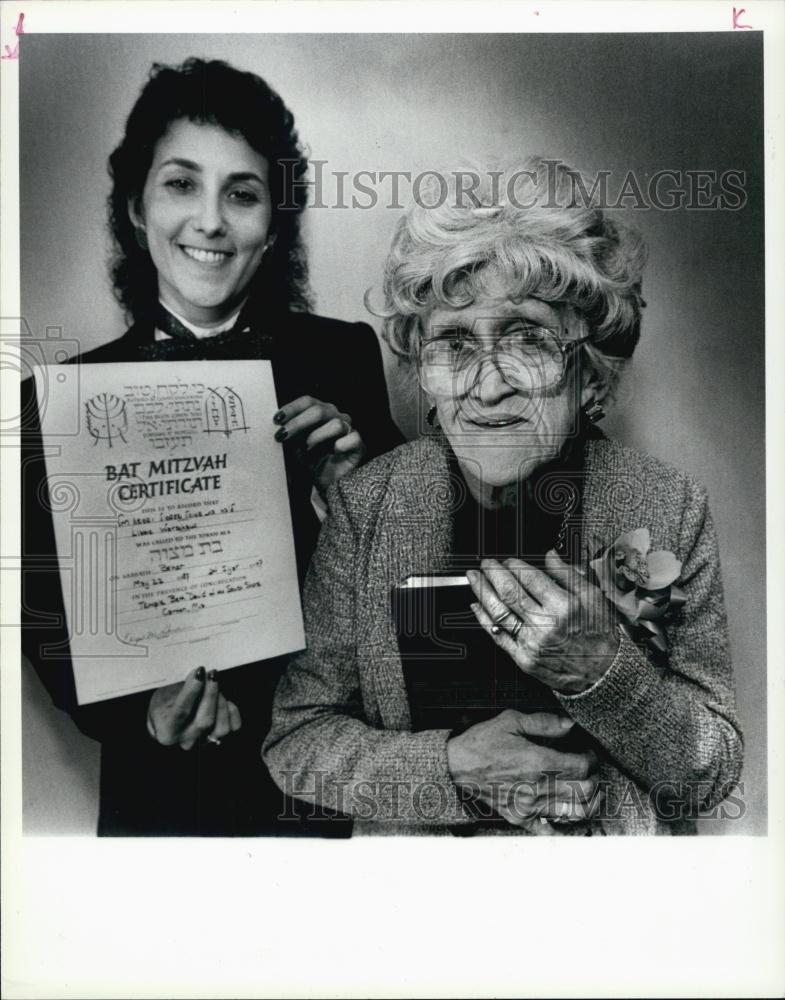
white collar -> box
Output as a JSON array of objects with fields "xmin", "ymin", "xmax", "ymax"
[{"xmin": 154, "ymin": 300, "xmax": 246, "ymax": 341}]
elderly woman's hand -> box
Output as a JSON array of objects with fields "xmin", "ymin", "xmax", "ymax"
[
  {"xmin": 468, "ymin": 550, "xmax": 621, "ymax": 695},
  {"xmin": 274, "ymin": 396, "xmax": 366, "ymax": 496},
  {"xmin": 146, "ymin": 667, "xmax": 242, "ymax": 750},
  {"xmin": 447, "ymin": 710, "xmax": 601, "ymax": 831}
]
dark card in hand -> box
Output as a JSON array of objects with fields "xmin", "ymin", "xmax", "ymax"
[{"xmin": 392, "ymin": 573, "xmax": 586, "ymax": 749}]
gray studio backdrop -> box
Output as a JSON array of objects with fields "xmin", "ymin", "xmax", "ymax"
[{"xmin": 19, "ymin": 32, "xmax": 765, "ymax": 834}]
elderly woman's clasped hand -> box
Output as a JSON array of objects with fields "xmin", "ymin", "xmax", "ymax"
[
  {"xmin": 447, "ymin": 711, "xmax": 601, "ymax": 833},
  {"xmin": 468, "ymin": 549, "xmax": 621, "ymax": 696}
]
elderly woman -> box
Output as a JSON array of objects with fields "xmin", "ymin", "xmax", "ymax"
[
  {"xmin": 22, "ymin": 58, "xmax": 401, "ymax": 835},
  {"xmin": 263, "ymin": 158, "xmax": 743, "ymax": 835}
]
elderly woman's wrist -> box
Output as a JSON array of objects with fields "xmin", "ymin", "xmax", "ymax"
[
  {"xmin": 555, "ymin": 625, "xmax": 638, "ymax": 707},
  {"xmin": 574, "ymin": 629, "xmax": 622, "ymax": 693},
  {"xmin": 445, "ymin": 731, "xmax": 472, "ymax": 788}
]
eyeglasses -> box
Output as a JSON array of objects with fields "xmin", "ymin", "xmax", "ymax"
[{"xmin": 418, "ymin": 323, "xmax": 593, "ymax": 397}]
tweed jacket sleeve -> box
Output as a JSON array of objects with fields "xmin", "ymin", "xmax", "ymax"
[
  {"xmin": 263, "ymin": 472, "xmax": 471, "ymax": 825},
  {"xmin": 556, "ymin": 475, "xmax": 743, "ymax": 812}
]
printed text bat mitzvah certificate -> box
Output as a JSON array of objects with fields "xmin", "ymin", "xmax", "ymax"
[{"xmin": 33, "ymin": 360, "xmax": 305, "ymax": 704}]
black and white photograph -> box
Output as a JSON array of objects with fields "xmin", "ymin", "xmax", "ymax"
[{"xmin": 2, "ymin": 2, "xmax": 783, "ymax": 997}]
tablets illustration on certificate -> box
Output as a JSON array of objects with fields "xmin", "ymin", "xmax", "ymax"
[{"xmin": 34, "ymin": 360, "xmax": 305, "ymax": 704}]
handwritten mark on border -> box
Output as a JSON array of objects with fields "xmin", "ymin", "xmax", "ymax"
[
  {"xmin": 1, "ymin": 11, "xmax": 24, "ymax": 60},
  {"xmin": 732, "ymin": 7, "xmax": 753, "ymax": 29}
]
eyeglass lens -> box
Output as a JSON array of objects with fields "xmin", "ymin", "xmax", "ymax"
[{"xmin": 421, "ymin": 329, "xmax": 567, "ymax": 395}]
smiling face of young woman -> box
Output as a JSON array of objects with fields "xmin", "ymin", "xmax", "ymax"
[
  {"xmin": 129, "ymin": 118, "xmax": 273, "ymax": 326},
  {"xmin": 423, "ymin": 297, "xmax": 596, "ymax": 503}
]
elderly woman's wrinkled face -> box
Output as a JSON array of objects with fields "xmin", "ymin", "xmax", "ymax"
[
  {"xmin": 129, "ymin": 118, "xmax": 273, "ymax": 325},
  {"xmin": 422, "ymin": 297, "xmax": 594, "ymax": 497}
]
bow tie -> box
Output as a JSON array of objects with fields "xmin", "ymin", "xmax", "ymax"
[{"xmin": 137, "ymin": 304, "xmax": 274, "ymax": 361}]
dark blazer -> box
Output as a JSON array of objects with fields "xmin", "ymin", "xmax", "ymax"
[{"xmin": 21, "ymin": 312, "xmax": 403, "ymax": 836}]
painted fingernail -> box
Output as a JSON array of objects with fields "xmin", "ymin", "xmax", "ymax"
[
  {"xmin": 273, "ymin": 410, "xmax": 286, "ymax": 424},
  {"xmin": 207, "ymin": 669, "xmax": 217, "ymax": 682},
  {"xmin": 195, "ymin": 667, "xmax": 206, "ymax": 683},
  {"xmin": 470, "ymin": 602, "xmax": 480, "ymax": 614},
  {"xmin": 274, "ymin": 427, "xmax": 288, "ymax": 442}
]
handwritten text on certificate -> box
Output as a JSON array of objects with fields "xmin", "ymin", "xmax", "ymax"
[{"xmin": 34, "ymin": 360, "xmax": 305, "ymax": 704}]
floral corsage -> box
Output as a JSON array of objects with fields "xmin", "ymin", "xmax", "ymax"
[{"xmin": 588, "ymin": 528, "xmax": 686, "ymax": 655}]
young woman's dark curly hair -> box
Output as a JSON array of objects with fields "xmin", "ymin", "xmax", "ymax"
[{"xmin": 108, "ymin": 57, "xmax": 312, "ymax": 325}]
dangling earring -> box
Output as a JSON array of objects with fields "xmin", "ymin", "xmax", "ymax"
[
  {"xmin": 426, "ymin": 404, "xmax": 439, "ymax": 429},
  {"xmin": 134, "ymin": 227, "xmax": 148, "ymax": 251},
  {"xmin": 584, "ymin": 400, "xmax": 605, "ymax": 423}
]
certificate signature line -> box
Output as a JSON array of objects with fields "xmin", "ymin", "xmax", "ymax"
[
  {"xmin": 121, "ymin": 613, "xmax": 261, "ymax": 644},
  {"xmin": 161, "ymin": 629, "xmax": 233, "ymax": 647}
]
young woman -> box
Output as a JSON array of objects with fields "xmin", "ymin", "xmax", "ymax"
[{"xmin": 22, "ymin": 58, "xmax": 402, "ymax": 836}]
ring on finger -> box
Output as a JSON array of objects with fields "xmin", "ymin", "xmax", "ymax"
[
  {"xmin": 491, "ymin": 608, "xmax": 514, "ymax": 634},
  {"xmin": 206, "ymin": 735, "xmax": 222, "ymax": 746},
  {"xmin": 509, "ymin": 618, "xmax": 523, "ymax": 639},
  {"xmin": 492, "ymin": 608, "xmax": 514, "ymax": 625}
]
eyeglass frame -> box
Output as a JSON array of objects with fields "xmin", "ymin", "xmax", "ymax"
[{"xmin": 417, "ymin": 322, "xmax": 596, "ymax": 397}]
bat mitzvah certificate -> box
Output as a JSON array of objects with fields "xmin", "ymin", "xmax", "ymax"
[{"xmin": 33, "ymin": 360, "xmax": 305, "ymax": 704}]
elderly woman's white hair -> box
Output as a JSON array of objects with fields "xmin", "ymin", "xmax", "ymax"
[{"xmin": 370, "ymin": 156, "xmax": 647, "ymax": 398}]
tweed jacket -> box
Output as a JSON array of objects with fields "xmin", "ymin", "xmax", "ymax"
[{"xmin": 263, "ymin": 433, "xmax": 743, "ymax": 835}]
